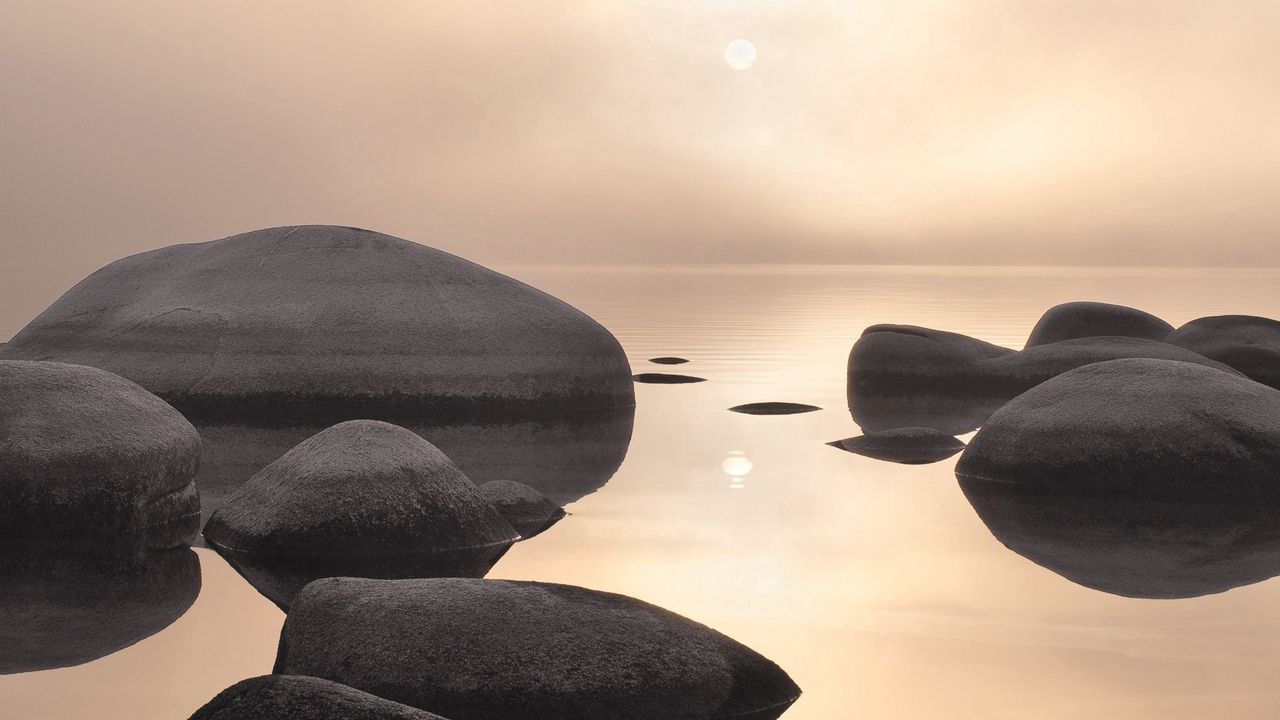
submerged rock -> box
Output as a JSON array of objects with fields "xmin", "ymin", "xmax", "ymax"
[
  {"xmin": 649, "ymin": 356, "xmax": 690, "ymax": 365},
  {"xmin": 204, "ymin": 420, "xmax": 517, "ymax": 560},
  {"xmin": 189, "ymin": 675, "xmax": 448, "ymax": 720},
  {"xmin": 0, "ymin": 225, "xmax": 634, "ymax": 422},
  {"xmin": 1025, "ymin": 301, "xmax": 1172, "ymax": 347},
  {"xmin": 956, "ymin": 357, "xmax": 1280, "ymax": 597},
  {"xmin": 275, "ymin": 577, "xmax": 802, "ymax": 720},
  {"xmin": 0, "ymin": 360, "xmax": 202, "ymax": 536},
  {"xmin": 478, "ymin": 480, "xmax": 565, "ymax": 539},
  {"xmin": 828, "ymin": 428, "xmax": 964, "ymax": 465},
  {"xmin": 1166, "ymin": 315, "xmax": 1280, "ymax": 389},
  {"xmin": 633, "ymin": 373, "xmax": 707, "ymax": 384},
  {"xmin": 728, "ymin": 402, "xmax": 821, "ymax": 415},
  {"xmin": 848, "ymin": 325, "xmax": 1235, "ymax": 433},
  {"xmin": 0, "ymin": 523, "xmax": 201, "ymax": 674}
]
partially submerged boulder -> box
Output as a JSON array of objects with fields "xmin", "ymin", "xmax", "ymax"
[
  {"xmin": 728, "ymin": 402, "xmax": 821, "ymax": 415},
  {"xmin": 478, "ymin": 480, "xmax": 565, "ymax": 539},
  {"xmin": 275, "ymin": 577, "xmax": 801, "ymax": 720},
  {"xmin": 1, "ymin": 529, "xmax": 201, "ymax": 673},
  {"xmin": 956, "ymin": 358, "xmax": 1280, "ymax": 597},
  {"xmin": 204, "ymin": 420, "xmax": 518, "ymax": 558},
  {"xmin": 633, "ymin": 373, "xmax": 707, "ymax": 384},
  {"xmin": 1166, "ymin": 314, "xmax": 1280, "ymax": 389},
  {"xmin": 1025, "ymin": 301, "xmax": 1172, "ymax": 347},
  {"xmin": 649, "ymin": 356, "xmax": 690, "ymax": 365},
  {"xmin": 848, "ymin": 325, "xmax": 1235, "ymax": 433},
  {"xmin": 0, "ymin": 225, "xmax": 634, "ymax": 422},
  {"xmin": 828, "ymin": 428, "xmax": 964, "ymax": 465},
  {"xmin": 189, "ymin": 676, "xmax": 449, "ymax": 720},
  {"xmin": 0, "ymin": 360, "xmax": 202, "ymax": 536}
]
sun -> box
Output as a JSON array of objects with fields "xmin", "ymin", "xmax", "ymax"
[{"xmin": 724, "ymin": 39, "xmax": 757, "ymax": 70}]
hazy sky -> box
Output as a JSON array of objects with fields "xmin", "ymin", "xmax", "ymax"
[{"xmin": 3, "ymin": 0, "xmax": 1280, "ymax": 304}]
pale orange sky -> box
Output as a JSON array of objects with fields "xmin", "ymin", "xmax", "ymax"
[{"xmin": 2, "ymin": 1, "xmax": 1279, "ymax": 295}]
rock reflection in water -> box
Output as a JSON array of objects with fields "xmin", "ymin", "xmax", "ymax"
[
  {"xmin": 958, "ymin": 478, "xmax": 1280, "ymax": 599},
  {"xmin": 209, "ymin": 543, "xmax": 512, "ymax": 611},
  {"xmin": 0, "ymin": 521, "xmax": 202, "ymax": 674},
  {"xmin": 193, "ymin": 406, "xmax": 635, "ymax": 533}
]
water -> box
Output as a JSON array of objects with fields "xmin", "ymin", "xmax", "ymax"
[{"xmin": 5, "ymin": 265, "xmax": 1280, "ymax": 719}]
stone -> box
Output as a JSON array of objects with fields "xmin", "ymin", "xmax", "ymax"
[
  {"xmin": 728, "ymin": 402, "xmax": 821, "ymax": 415},
  {"xmin": 0, "ymin": 360, "xmax": 202, "ymax": 536},
  {"xmin": 204, "ymin": 421, "xmax": 518, "ymax": 558},
  {"xmin": 477, "ymin": 480, "xmax": 565, "ymax": 539},
  {"xmin": 649, "ymin": 356, "xmax": 690, "ymax": 365},
  {"xmin": 828, "ymin": 427, "xmax": 964, "ymax": 465},
  {"xmin": 1025, "ymin": 301, "xmax": 1172, "ymax": 347},
  {"xmin": 275, "ymin": 577, "xmax": 802, "ymax": 720},
  {"xmin": 189, "ymin": 675, "xmax": 449, "ymax": 720},
  {"xmin": 632, "ymin": 373, "xmax": 707, "ymax": 384},
  {"xmin": 1166, "ymin": 314, "xmax": 1280, "ymax": 389},
  {"xmin": 0, "ymin": 225, "xmax": 634, "ymax": 422}
]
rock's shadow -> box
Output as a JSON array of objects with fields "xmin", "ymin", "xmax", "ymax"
[
  {"xmin": 0, "ymin": 521, "xmax": 202, "ymax": 674},
  {"xmin": 959, "ymin": 477, "xmax": 1280, "ymax": 599},
  {"xmin": 193, "ymin": 406, "xmax": 634, "ymax": 538}
]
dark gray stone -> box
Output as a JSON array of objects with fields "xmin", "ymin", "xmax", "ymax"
[
  {"xmin": 955, "ymin": 357, "xmax": 1280, "ymax": 597},
  {"xmin": 204, "ymin": 421, "xmax": 518, "ymax": 558},
  {"xmin": 828, "ymin": 427, "xmax": 964, "ymax": 465},
  {"xmin": 0, "ymin": 360, "xmax": 202, "ymax": 536},
  {"xmin": 728, "ymin": 402, "xmax": 821, "ymax": 415},
  {"xmin": 649, "ymin": 356, "xmax": 690, "ymax": 365},
  {"xmin": 1166, "ymin": 314, "xmax": 1280, "ymax": 389},
  {"xmin": 1, "ymin": 523, "xmax": 201, "ymax": 674},
  {"xmin": 0, "ymin": 225, "xmax": 634, "ymax": 422},
  {"xmin": 478, "ymin": 480, "xmax": 565, "ymax": 539},
  {"xmin": 633, "ymin": 373, "xmax": 707, "ymax": 384},
  {"xmin": 848, "ymin": 325, "xmax": 1236, "ymax": 433},
  {"xmin": 275, "ymin": 577, "xmax": 801, "ymax": 720},
  {"xmin": 1025, "ymin": 301, "xmax": 1172, "ymax": 347},
  {"xmin": 189, "ymin": 675, "xmax": 449, "ymax": 720}
]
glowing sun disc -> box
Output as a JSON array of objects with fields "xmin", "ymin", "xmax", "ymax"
[{"xmin": 724, "ymin": 39, "xmax": 757, "ymax": 70}]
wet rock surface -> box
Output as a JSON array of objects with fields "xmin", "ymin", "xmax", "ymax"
[
  {"xmin": 189, "ymin": 675, "xmax": 450, "ymax": 720},
  {"xmin": 0, "ymin": 225, "xmax": 634, "ymax": 422},
  {"xmin": 275, "ymin": 577, "xmax": 802, "ymax": 720},
  {"xmin": 828, "ymin": 427, "xmax": 964, "ymax": 465},
  {"xmin": 0, "ymin": 360, "xmax": 202, "ymax": 536}
]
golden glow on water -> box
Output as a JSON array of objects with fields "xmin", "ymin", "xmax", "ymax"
[{"xmin": 6, "ymin": 266, "xmax": 1280, "ymax": 719}]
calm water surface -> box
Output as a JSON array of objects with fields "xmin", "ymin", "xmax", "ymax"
[{"xmin": 6, "ymin": 265, "xmax": 1280, "ymax": 719}]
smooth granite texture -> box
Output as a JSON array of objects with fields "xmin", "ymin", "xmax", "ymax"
[
  {"xmin": 1024, "ymin": 301, "xmax": 1173, "ymax": 348},
  {"xmin": 1166, "ymin": 314, "xmax": 1280, "ymax": 389},
  {"xmin": 189, "ymin": 676, "xmax": 450, "ymax": 720}
]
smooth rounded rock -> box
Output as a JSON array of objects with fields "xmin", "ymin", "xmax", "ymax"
[
  {"xmin": 729, "ymin": 402, "xmax": 821, "ymax": 415},
  {"xmin": 0, "ymin": 360, "xmax": 202, "ymax": 536},
  {"xmin": 1025, "ymin": 301, "xmax": 1172, "ymax": 347},
  {"xmin": 275, "ymin": 577, "xmax": 802, "ymax": 720},
  {"xmin": 203, "ymin": 420, "xmax": 518, "ymax": 558},
  {"xmin": 0, "ymin": 225, "xmax": 634, "ymax": 422},
  {"xmin": 828, "ymin": 427, "xmax": 964, "ymax": 465},
  {"xmin": 477, "ymin": 480, "xmax": 565, "ymax": 539},
  {"xmin": 956, "ymin": 358, "xmax": 1280, "ymax": 504},
  {"xmin": 1166, "ymin": 314, "xmax": 1280, "ymax": 389},
  {"xmin": 649, "ymin": 356, "xmax": 690, "ymax": 365},
  {"xmin": 633, "ymin": 373, "xmax": 707, "ymax": 384},
  {"xmin": 189, "ymin": 675, "xmax": 449, "ymax": 720}
]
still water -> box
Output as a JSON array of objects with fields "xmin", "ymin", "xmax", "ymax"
[{"xmin": 5, "ymin": 265, "xmax": 1280, "ymax": 719}]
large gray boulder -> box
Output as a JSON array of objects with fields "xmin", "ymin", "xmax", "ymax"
[
  {"xmin": 1025, "ymin": 301, "xmax": 1172, "ymax": 347},
  {"xmin": 848, "ymin": 325, "xmax": 1235, "ymax": 433},
  {"xmin": 189, "ymin": 676, "xmax": 449, "ymax": 720},
  {"xmin": 204, "ymin": 420, "xmax": 517, "ymax": 558},
  {"xmin": 0, "ymin": 225, "xmax": 634, "ymax": 422},
  {"xmin": 956, "ymin": 358, "xmax": 1280, "ymax": 597},
  {"xmin": 1166, "ymin": 314, "xmax": 1280, "ymax": 389},
  {"xmin": 1, "ymin": 530, "xmax": 201, "ymax": 673},
  {"xmin": 275, "ymin": 577, "xmax": 801, "ymax": 720},
  {"xmin": 477, "ymin": 480, "xmax": 565, "ymax": 539},
  {"xmin": 0, "ymin": 360, "xmax": 202, "ymax": 536}
]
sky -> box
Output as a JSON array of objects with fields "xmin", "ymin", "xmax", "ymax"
[{"xmin": 3, "ymin": 0, "xmax": 1280, "ymax": 309}]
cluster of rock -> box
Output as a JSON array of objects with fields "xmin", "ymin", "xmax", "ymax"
[
  {"xmin": 191, "ymin": 577, "xmax": 800, "ymax": 720},
  {"xmin": 845, "ymin": 300, "xmax": 1280, "ymax": 596}
]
